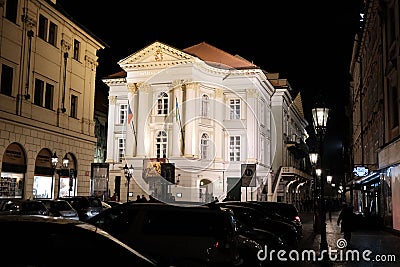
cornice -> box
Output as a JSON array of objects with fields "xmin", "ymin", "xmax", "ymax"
[{"xmin": 102, "ymin": 78, "xmax": 126, "ymax": 86}]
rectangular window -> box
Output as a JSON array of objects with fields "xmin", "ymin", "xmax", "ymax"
[
  {"xmin": 229, "ymin": 99, "xmax": 240, "ymax": 119},
  {"xmin": 73, "ymin": 39, "xmax": 80, "ymax": 61},
  {"xmin": 0, "ymin": 64, "xmax": 13, "ymax": 96},
  {"xmin": 120, "ymin": 104, "xmax": 127, "ymax": 124},
  {"xmin": 229, "ymin": 136, "xmax": 241, "ymax": 161},
  {"xmin": 118, "ymin": 138, "xmax": 126, "ymax": 162},
  {"xmin": 70, "ymin": 95, "xmax": 78, "ymax": 118},
  {"xmin": 44, "ymin": 83, "xmax": 54, "ymax": 109},
  {"xmin": 48, "ymin": 21, "xmax": 58, "ymax": 46},
  {"xmin": 38, "ymin": 14, "xmax": 48, "ymax": 41},
  {"xmin": 5, "ymin": 0, "xmax": 18, "ymax": 23},
  {"xmin": 37, "ymin": 14, "xmax": 57, "ymax": 47},
  {"xmin": 34, "ymin": 79, "xmax": 45, "ymax": 106},
  {"xmin": 34, "ymin": 78, "xmax": 54, "ymax": 110},
  {"xmin": 390, "ymin": 85, "xmax": 399, "ymax": 129}
]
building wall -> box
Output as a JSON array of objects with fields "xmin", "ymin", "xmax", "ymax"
[
  {"xmin": 0, "ymin": 0, "xmax": 105, "ymax": 199},
  {"xmin": 350, "ymin": 0, "xmax": 400, "ymax": 231}
]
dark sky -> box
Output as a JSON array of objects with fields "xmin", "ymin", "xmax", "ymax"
[{"xmin": 57, "ymin": 0, "xmax": 363, "ymax": 175}]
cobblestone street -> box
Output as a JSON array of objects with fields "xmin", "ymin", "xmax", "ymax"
[{"xmin": 267, "ymin": 211, "xmax": 400, "ymax": 267}]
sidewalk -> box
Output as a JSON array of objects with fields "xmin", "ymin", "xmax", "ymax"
[{"xmin": 270, "ymin": 211, "xmax": 400, "ymax": 266}]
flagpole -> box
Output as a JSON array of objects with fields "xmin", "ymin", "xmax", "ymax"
[{"xmin": 175, "ymin": 97, "xmax": 185, "ymax": 155}]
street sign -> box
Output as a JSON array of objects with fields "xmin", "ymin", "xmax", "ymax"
[{"xmin": 241, "ymin": 164, "xmax": 256, "ymax": 187}]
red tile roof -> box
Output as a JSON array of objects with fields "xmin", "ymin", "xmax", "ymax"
[{"xmin": 183, "ymin": 42, "xmax": 258, "ymax": 70}]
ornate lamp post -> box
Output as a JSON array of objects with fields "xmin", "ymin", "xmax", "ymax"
[
  {"xmin": 123, "ymin": 163, "xmax": 134, "ymax": 203},
  {"xmin": 309, "ymin": 152, "xmax": 319, "ymax": 232},
  {"xmin": 51, "ymin": 152, "xmax": 70, "ymax": 197},
  {"xmin": 311, "ymin": 106, "xmax": 329, "ymax": 252}
]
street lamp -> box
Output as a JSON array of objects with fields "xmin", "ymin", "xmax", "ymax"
[
  {"xmin": 123, "ymin": 163, "xmax": 134, "ymax": 203},
  {"xmin": 309, "ymin": 152, "xmax": 319, "ymax": 233},
  {"xmin": 311, "ymin": 106, "xmax": 329, "ymax": 252},
  {"xmin": 51, "ymin": 152, "xmax": 70, "ymax": 197}
]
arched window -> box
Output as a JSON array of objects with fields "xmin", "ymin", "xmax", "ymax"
[
  {"xmin": 157, "ymin": 92, "xmax": 168, "ymax": 115},
  {"xmin": 200, "ymin": 133, "xmax": 209, "ymax": 159},
  {"xmin": 201, "ymin": 94, "xmax": 209, "ymax": 117},
  {"xmin": 156, "ymin": 131, "xmax": 168, "ymax": 158}
]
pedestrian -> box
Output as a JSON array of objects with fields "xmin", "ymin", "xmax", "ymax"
[
  {"xmin": 337, "ymin": 203, "xmax": 355, "ymax": 245},
  {"xmin": 110, "ymin": 192, "xmax": 117, "ymax": 201}
]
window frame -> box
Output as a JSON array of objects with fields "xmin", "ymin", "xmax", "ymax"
[
  {"xmin": 201, "ymin": 94, "xmax": 209, "ymax": 117},
  {"xmin": 118, "ymin": 138, "xmax": 126, "ymax": 163},
  {"xmin": 120, "ymin": 104, "xmax": 128, "ymax": 124},
  {"xmin": 33, "ymin": 78, "xmax": 54, "ymax": 110},
  {"xmin": 229, "ymin": 99, "xmax": 241, "ymax": 120},
  {"xmin": 229, "ymin": 135, "xmax": 241, "ymax": 162},
  {"xmin": 70, "ymin": 94, "xmax": 78, "ymax": 118},
  {"xmin": 157, "ymin": 92, "xmax": 169, "ymax": 115},
  {"xmin": 156, "ymin": 131, "xmax": 168, "ymax": 158},
  {"xmin": 37, "ymin": 14, "xmax": 58, "ymax": 47},
  {"xmin": 0, "ymin": 64, "xmax": 14, "ymax": 96},
  {"xmin": 73, "ymin": 39, "xmax": 80, "ymax": 61}
]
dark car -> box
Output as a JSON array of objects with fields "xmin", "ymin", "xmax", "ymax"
[
  {"xmin": 225, "ymin": 200, "xmax": 303, "ymax": 238},
  {"xmin": 0, "ymin": 199, "xmax": 49, "ymax": 215},
  {"xmin": 251, "ymin": 201, "xmax": 303, "ymax": 237},
  {"xmin": 0, "ymin": 215, "xmax": 158, "ymax": 266},
  {"xmin": 87, "ymin": 202, "xmax": 243, "ymax": 267},
  {"xmin": 58, "ymin": 196, "xmax": 103, "ymax": 221},
  {"xmin": 216, "ymin": 203, "xmax": 299, "ymax": 249},
  {"xmin": 39, "ymin": 199, "xmax": 80, "ymax": 220}
]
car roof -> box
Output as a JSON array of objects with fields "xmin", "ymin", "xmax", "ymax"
[{"xmin": 0, "ymin": 214, "xmax": 82, "ymax": 224}]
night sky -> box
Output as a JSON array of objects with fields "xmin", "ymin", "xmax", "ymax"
[{"xmin": 57, "ymin": 0, "xmax": 363, "ymax": 176}]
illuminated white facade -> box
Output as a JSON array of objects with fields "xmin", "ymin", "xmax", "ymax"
[{"xmin": 104, "ymin": 41, "xmax": 310, "ymax": 203}]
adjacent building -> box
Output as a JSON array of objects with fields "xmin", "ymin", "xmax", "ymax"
[
  {"xmin": 349, "ymin": 0, "xmax": 400, "ymax": 232},
  {"xmin": 0, "ymin": 0, "xmax": 106, "ymax": 200}
]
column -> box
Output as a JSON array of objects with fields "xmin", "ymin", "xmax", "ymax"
[
  {"xmin": 246, "ymin": 88, "xmax": 258, "ymax": 161},
  {"xmin": 184, "ymin": 82, "xmax": 198, "ymax": 157},
  {"xmin": 125, "ymin": 83, "xmax": 138, "ymax": 158},
  {"xmin": 136, "ymin": 83, "xmax": 151, "ymax": 157},
  {"xmin": 214, "ymin": 88, "xmax": 224, "ymax": 161},
  {"xmin": 105, "ymin": 96, "xmax": 117, "ymax": 163}
]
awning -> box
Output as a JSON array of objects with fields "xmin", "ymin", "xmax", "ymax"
[{"xmin": 354, "ymin": 171, "xmax": 381, "ymax": 185}]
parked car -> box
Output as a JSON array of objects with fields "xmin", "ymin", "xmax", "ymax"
[
  {"xmin": 223, "ymin": 200, "xmax": 303, "ymax": 239},
  {"xmin": 0, "ymin": 199, "xmax": 49, "ymax": 215},
  {"xmin": 87, "ymin": 202, "xmax": 243, "ymax": 267},
  {"xmin": 0, "ymin": 215, "xmax": 159, "ymax": 266},
  {"xmin": 216, "ymin": 203, "xmax": 299, "ymax": 248},
  {"xmin": 250, "ymin": 201, "xmax": 303, "ymax": 237},
  {"xmin": 39, "ymin": 199, "xmax": 79, "ymax": 220},
  {"xmin": 58, "ymin": 196, "xmax": 103, "ymax": 221},
  {"xmin": 105, "ymin": 200, "xmax": 123, "ymax": 207}
]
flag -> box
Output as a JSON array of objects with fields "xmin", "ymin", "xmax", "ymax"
[
  {"xmin": 175, "ymin": 97, "xmax": 185, "ymax": 154},
  {"xmin": 127, "ymin": 99, "xmax": 137, "ymax": 147},
  {"xmin": 127, "ymin": 102, "xmax": 133, "ymax": 125}
]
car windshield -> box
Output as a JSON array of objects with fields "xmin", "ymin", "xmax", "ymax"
[
  {"xmin": 52, "ymin": 201, "xmax": 73, "ymax": 210},
  {"xmin": 20, "ymin": 202, "xmax": 46, "ymax": 211}
]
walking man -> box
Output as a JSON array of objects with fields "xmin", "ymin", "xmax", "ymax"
[{"xmin": 337, "ymin": 203, "xmax": 355, "ymax": 245}]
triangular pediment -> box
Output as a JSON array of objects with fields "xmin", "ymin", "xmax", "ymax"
[{"xmin": 118, "ymin": 41, "xmax": 195, "ymax": 70}]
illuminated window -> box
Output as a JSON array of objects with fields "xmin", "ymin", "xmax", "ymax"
[
  {"xmin": 156, "ymin": 131, "xmax": 167, "ymax": 158},
  {"xmin": 157, "ymin": 92, "xmax": 168, "ymax": 115}
]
